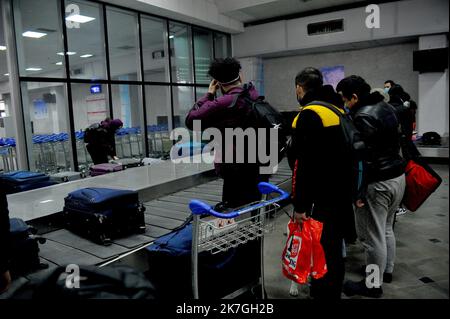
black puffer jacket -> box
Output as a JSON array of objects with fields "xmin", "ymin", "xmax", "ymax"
[
  {"xmin": 0, "ymin": 189, "xmax": 10, "ymax": 273},
  {"xmin": 352, "ymin": 92, "xmax": 406, "ymax": 183}
]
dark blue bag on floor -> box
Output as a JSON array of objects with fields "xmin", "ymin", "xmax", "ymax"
[
  {"xmin": 146, "ymin": 217, "xmax": 262, "ymax": 299},
  {"xmin": 0, "ymin": 171, "xmax": 56, "ymax": 194}
]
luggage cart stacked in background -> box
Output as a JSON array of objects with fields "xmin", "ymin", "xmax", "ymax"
[
  {"xmin": 189, "ymin": 182, "xmax": 290, "ymax": 299},
  {"xmin": 0, "ymin": 137, "xmax": 18, "ymax": 172},
  {"xmin": 75, "ymin": 131, "xmax": 91, "ymax": 173}
]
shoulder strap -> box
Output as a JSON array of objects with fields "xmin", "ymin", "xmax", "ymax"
[
  {"xmin": 303, "ymin": 101, "xmax": 344, "ymax": 128},
  {"xmin": 306, "ymin": 101, "xmax": 345, "ymax": 117}
]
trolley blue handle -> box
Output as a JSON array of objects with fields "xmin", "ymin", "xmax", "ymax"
[{"xmin": 189, "ymin": 182, "xmax": 290, "ymax": 219}]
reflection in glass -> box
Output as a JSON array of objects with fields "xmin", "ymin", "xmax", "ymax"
[
  {"xmin": 13, "ymin": 0, "xmax": 65, "ymax": 78},
  {"xmin": 145, "ymin": 86, "xmax": 171, "ymax": 158},
  {"xmin": 71, "ymin": 83, "xmax": 109, "ymax": 168},
  {"xmin": 65, "ymin": 0, "xmax": 107, "ymax": 80},
  {"xmin": 21, "ymin": 82, "xmax": 73, "ymax": 173},
  {"xmin": 111, "ymin": 84, "xmax": 144, "ymax": 159},
  {"xmin": 214, "ymin": 33, "xmax": 232, "ymax": 59},
  {"xmin": 172, "ymin": 86, "xmax": 194, "ymax": 129},
  {"xmin": 169, "ymin": 22, "xmax": 193, "ymax": 84},
  {"xmin": 141, "ymin": 16, "xmax": 169, "ymax": 83},
  {"xmin": 193, "ymin": 28, "xmax": 213, "ymax": 84},
  {"xmin": 107, "ymin": 7, "xmax": 140, "ymax": 81}
]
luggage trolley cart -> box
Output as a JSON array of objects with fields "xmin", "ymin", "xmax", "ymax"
[{"xmin": 189, "ymin": 182, "xmax": 290, "ymax": 299}]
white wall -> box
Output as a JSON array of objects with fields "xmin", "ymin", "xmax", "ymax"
[
  {"xmin": 417, "ymin": 34, "xmax": 449, "ymax": 136},
  {"xmin": 263, "ymin": 42, "xmax": 419, "ymax": 111},
  {"xmin": 233, "ymin": 0, "xmax": 449, "ymax": 57}
]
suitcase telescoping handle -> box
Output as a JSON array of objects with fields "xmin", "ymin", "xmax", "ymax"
[{"xmin": 189, "ymin": 182, "xmax": 289, "ymax": 219}]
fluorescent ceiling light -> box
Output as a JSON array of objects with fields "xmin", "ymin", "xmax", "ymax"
[
  {"xmin": 169, "ymin": 35, "xmax": 175, "ymax": 39},
  {"xmin": 40, "ymin": 199, "xmax": 54, "ymax": 204},
  {"xmin": 26, "ymin": 67, "xmax": 42, "ymax": 71},
  {"xmin": 0, "ymin": 46, "xmax": 6, "ymax": 51},
  {"xmin": 65, "ymin": 14, "xmax": 95, "ymax": 23},
  {"xmin": 80, "ymin": 54, "xmax": 93, "ymax": 58},
  {"xmin": 4, "ymin": 73, "xmax": 9, "ymax": 76},
  {"xmin": 57, "ymin": 51, "xmax": 77, "ymax": 56},
  {"xmin": 55, "ymin": 62, "xmax": 63, "ymax": 65},
  {"xmin": 22, "ymin": 31, "xmax": 47, "ymax": 38}
]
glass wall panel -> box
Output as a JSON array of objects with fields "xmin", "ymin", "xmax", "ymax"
[
  {"xmin": 13, "ymin": 0, "xmax": 65, "ymax": 78},
  {"xmin": 141, "ymin": 16, "xmax": 169, "ymax": 83},
  {"xmin": 172, "ymin": 86, "xmax": 194, "ymax": 129},
  {"xmin": 169, "ymin": 22, "xmax": 193, "ymax": 84},
  {"xmin": 195, "ymin": 87, "xmax": 208, "ymax": 101},
  {"xmin": 145, "ymin": 85, "xmax": 171, "ymax": 158},
  {"xmin": 106, "ymin": 7, "xmax": 139, "ymax": 81},
  {"xmin": 21, "ymin": 82, "xmax": 73, "ymax": 173},
  {"xmin": 65, "ymin": 0, "xmax": 107, "ymax": 80},
  {"xmin": 214, "ymin": 33, "xmax": 232, "ymax": 59},
  {"xmin": 111, "ymin": 84, "xmax": 144, "ymax": 159},
  {"xmin": 0, "ymin": 0, "xmax": 17, "ymax": 172},
  {"xmin": 71, "ymin": 82, "xmax": 109, "ymax": 168},
  {"xmin": 193, "ymin": 28, "xmax": 213, "ymax": 84}
]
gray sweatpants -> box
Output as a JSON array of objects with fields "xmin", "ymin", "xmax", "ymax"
[{"xmin": 355, "ymin": 174, "xmax": 406, "ymax": 284}]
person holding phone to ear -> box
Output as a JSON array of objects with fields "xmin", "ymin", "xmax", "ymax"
[{"xmin": 186, "ymin": 57, "xmax": 268, "ymax": 211}]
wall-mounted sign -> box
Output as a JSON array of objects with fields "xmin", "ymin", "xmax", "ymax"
[{"xmin": 90, "ymin": 84, "xmax": 102, "ymax": 94}]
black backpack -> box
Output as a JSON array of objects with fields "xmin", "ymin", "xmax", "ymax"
[
  {"xmin": 421, "ymin": 132, "xmax": 441, "ymax": 146},
  {"xmin": 230, "ymin": 87, "xmax": 288, "ymax": 168},
  {"xmin": 33, "ymin": 265, "xmax": 157, "ymax": 299},
  {"xmin": 83, "ymin": 123, "xmax": 101, "ymax": 144},
  {"xmin": 306, "ymin": 101, "xmax": 367, "ymax": 200}
]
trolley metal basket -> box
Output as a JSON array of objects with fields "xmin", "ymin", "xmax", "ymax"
[{"xmin": 189, "ymin": 182, "xmax": 290, "ymax": 299}]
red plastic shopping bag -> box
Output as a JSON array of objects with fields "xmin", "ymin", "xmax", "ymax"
[
  {"xmin": 282, "ymin": 219, "xmax": 312, "ymax": 284},
  {"xmin": 308, "ymin": 219, "xmax": 327, "ymax": 280}
]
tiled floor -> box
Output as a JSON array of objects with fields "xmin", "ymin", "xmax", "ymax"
[{"xmin": 264, "ymin": 164, "xmax": 449, "ymax": 299}]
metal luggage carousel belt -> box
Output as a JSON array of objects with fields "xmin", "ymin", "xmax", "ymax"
[{"xmin": 9, "ymin": 160, "xmax": 293, "ymax": 285}]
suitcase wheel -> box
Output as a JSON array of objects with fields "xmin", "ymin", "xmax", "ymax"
[{"xmin": 37, "ymin": 237, "xmax": 47, "ymax": 245}]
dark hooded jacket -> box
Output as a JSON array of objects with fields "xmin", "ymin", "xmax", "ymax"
[
  {"xmin": 0, "ymin": 189, "xmax": 10, "ymax": 273},
  {"xmin": 351, "ymin": 92, "xmax": 406, "ymax": 183},
  {"xmin": 291, "ymin": 85, "xmax": 356, "ymax": 241}
]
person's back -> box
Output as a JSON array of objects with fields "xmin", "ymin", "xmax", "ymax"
[
  {"xmin": 85, "ymin": 118, "xmax": 123, "ymax": 164},
  {"xmin": 185, "ymin": 58, "xmax": 266, "ymax": 209},
  {"xmin": 352, "ymin": 93, "xmax": 405, "ymax": 183},
  {"xmin": 292, "ymin": 83, "xmax": 353, "ymax": 218},
  {"xmin": 337, "ymin": 75, "xmax": 406, "ymax": 298},
  {"xmin": 291, "ymin": 67, "xmax": 355, "ymax": 300}
]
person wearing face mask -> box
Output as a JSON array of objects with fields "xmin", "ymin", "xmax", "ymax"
[
  {"xmin": 337, "ymin": 76, "xmax": 406, "ymax": 298},
  {"xmin": 384, "ymin": 80, "xmax": 395, "ymax": 94},
  {"xmin": 185, "ymin": 57, "xmax": 267, "ymax": 210},
  {"xmin": 290, "ymin": 67, "xmax": 356, "ymax": 299}
]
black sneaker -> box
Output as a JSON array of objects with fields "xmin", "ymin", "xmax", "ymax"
[
  {"xmin": 383, "ymin": 273, "xmax": 393, "ymax": 283},
  {"xmin": 343, "ymin": 280, "xmax": 383, "ymax": 298}
]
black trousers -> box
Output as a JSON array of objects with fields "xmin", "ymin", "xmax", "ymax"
[
  {"xmin": 86, "ymin": 144, "xmax": 109, "ymax": 165},
  {"xmin": 310, "ymin": 218, "xmax": 345, "ymax": 300},
  {"xmin": 221, "ymin": 164, "xmax": 269, "ymax": 208}
]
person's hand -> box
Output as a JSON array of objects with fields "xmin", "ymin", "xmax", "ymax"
[
  {"xmin": 355, "ymin": 199, "xmax": 365, "ymax": 208},
  {"xmin": 208, "ymin": 79, "xmax": 219, "ymax": 94},
  {"xmin": 294, "ymin": 212, "xmax": 309, "ymax": 229},
  {"xmin": 0, "ymin": 271, "xmax": 11, "ymax": 294}
]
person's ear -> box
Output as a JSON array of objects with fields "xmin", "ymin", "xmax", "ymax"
[{"xmin": 352, "ymin": 93, "xmax": 359, "ymax": 104}]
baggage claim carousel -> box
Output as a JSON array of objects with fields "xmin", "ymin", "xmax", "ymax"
[{"xmin": 4, "ymin": 158, "xmax": 292, "ymax": 293}]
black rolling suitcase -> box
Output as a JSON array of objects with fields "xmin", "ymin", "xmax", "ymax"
[{"xmin": 63, "ymin": 188, "xmax": 146, "ymax": 245}]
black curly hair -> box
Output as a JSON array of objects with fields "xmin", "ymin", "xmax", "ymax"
[{"xmin": 208, "ymin": 58, "xmax": 241, "ymax": 84}]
